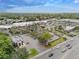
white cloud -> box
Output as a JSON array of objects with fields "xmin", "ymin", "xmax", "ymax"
[
  {"xmin": 44, "ymin": 2, "xmax": 78, "ymax": 10},
  {"xmin": 5, "ymin": 6, "xmax": 43, "ymax": 13},
  {"xmin": 8, "ymin": 5, "xmax": 18, "ymax": 7},
  {"xmin": 74, "ymin": 0, "xmax": 79, "ymax": 3},
  {"xmin": 5, "ymin": 2, "xmax": 79, "ymax": 13},
  {"xmin": 6, "ymin": 7, "xmax": 28, "ymax": 13}
]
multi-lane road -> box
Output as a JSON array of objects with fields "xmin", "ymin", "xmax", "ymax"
[
  {"xmin": 60, "ymin": 36, "xmax": 79, "ymax": 59},
  {"xmin": 32, "ymin": 35, "xmax": 79, "ymax": 59}
]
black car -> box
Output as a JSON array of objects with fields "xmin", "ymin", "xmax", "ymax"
[{"xmin": 49, "ymin": 53, "xmax": 54, "ymax": 57}]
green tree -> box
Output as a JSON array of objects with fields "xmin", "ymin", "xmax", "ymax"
[
  {"xmin": 38, "ymin": 32, "xmax": 52, "ymax": 45},
  {"xmin": 0, "ymin": 32, "xmax": 15, "ymax": 59}
]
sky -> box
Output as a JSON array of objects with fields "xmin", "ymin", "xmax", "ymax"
[{"xmin": 0, "ymin": 0, "xmax": 79, "ymax": 13}]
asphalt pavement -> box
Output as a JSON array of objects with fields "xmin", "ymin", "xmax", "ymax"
[{"xmin": 60, "ymin": 36, "xmax": 79, "ymax": 59}]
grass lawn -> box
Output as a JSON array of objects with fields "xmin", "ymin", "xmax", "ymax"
[
  {"xmin": 29, "ymin": 48, "xmax": 39, "ymax": 57},
  {"xmin": 49, "ymin": 37, "xmax": 66, "ymax": 47}
]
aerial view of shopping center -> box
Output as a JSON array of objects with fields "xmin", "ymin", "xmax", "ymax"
[{"xmin": 0, "ymin": 0, "xmax": 79, "ymax": 59}]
